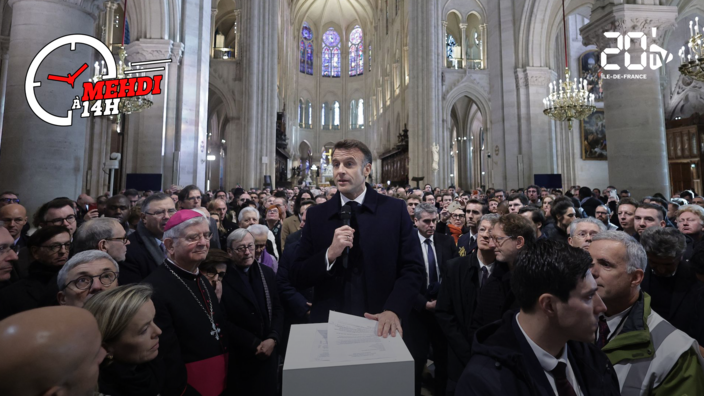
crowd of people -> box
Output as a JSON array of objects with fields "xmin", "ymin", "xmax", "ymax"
[{"xmin": 1, "ymin": 139, "xmax": 704, "ymax": 396}]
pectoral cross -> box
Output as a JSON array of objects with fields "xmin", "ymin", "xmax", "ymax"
[{"xmin": 211, "ymin": 323, "xmax": 221, "ymax": 340}]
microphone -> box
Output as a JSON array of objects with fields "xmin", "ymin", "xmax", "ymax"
[{"xmin": 340, "ymin": 204, "xmax": 352, "ymax": 269}]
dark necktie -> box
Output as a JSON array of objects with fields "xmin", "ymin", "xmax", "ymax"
[
  {"xmin": 425, "ymin": 239, "xmax": 438, "ymax": 285},
  {"xmin": 480, "ymin": 266, "xmax": 489, "ymax": 288},
  {"xmin": 597, "ymin": 316, "xmax": 610, "ymax": 348},
  {"xmin": 551, "ymin": 362, "xmax": 578, "ymax": 396}
]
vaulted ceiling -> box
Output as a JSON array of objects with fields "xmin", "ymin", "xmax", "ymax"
[{"xmin": 292, "ymin": 0, "xmax": 376, "ymax": 33}]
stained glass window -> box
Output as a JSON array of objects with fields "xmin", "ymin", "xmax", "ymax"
[
  {"xmin": 306, "ymin": 43, "xmax": 313, "ymax": 75},
  {"xmin": 349, "ymin": 26, "xmax": 364, "ymax": 77},
  {"xmin": 298, "ymin": 99, "xmax": 304, "ymax": 126},
  {"xmin": 321, "ymin": 103, "xmax": 327, "ymax": 128},
  {"xmin": 446, "ymin": 34, "xmax": 456, "ymax": 60},
  {"xmin": 299, "ymin": 41, "xmax": 305, "ymax": 73},
  {"xmin": 300, "ymin": 22, "xmax": 313, "ymax": 75},
  {"xmin": 358, "ymin": 99, "xmax": 364, "ymax": 127},
  {"xmin": 322, "ymin": 28, "xmax": 341, "ymax": 77},
  {"xmin": 333, "ymin": 101, "xmax": 340, "ymax": 128},
  {"xmin": 306, "ymin": 100, "xmax": 312, "ymax": 127},
  {"xmin": 350, "ymin": 100, "xmax": 357, "ymax": 128}
]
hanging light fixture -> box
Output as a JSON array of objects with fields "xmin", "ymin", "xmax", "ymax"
[
  {"xmin": 543, "ymin": 0, "xmax": 596, "ymax": 130},
  {"xmin": 679, "ymin": 17, "xmax": 704, "ymax": 82},
  {"xmin": 91, "ymin": 0, "xmax": 153, "ymax": 114}
]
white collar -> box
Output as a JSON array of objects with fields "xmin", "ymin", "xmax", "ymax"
[
  {"xmin": 603, "ymin": 306, "xmax": 632, "ymax": 335},
  {"xmin": 476, "ymin": 253, "xmax": 494, "ymax": 270},
  {"xmin": 418, "ymin": 231, "xmax": 434, "ymax": 244},
  {"xmin": 340, "ymin": 187, "xmax": 367, "ymax": 206},
  {"xmin": 516, "ymin": 312, "xmax": 569, "ymax": 372}
]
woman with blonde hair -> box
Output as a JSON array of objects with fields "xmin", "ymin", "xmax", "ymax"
[{"xmin": 84, "ymin": 284, "xmax": 164, "ymax": 396}]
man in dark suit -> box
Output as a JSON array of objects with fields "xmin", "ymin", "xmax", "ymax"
[
  {"xmin": 456, "ymin": 240, "xmax": 620, "ymax": 396},
  {"xmin": 435, "ymin": 213, "xmax": 507, "ymax": 395},
  {"xmin": 120, "ymin": 193, "xmax": 174, "ymax": 284},
  {"xmin": 457, "ymin": 200, "xmax": 486, "ymax": 256},
  {"xmin": 406, "ymin": 202, "xmax": 457, "ymax": 396},
  {"xmin": 640, "ymin": 226, "xmax": 704, "ymax": 345},
  {"xmin": 291, "ymin": 139, "xmax": 424, "ymax": 337}
]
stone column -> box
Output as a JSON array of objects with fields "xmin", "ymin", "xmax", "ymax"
[
  {"xmin": 480, "ymin": 24, "xmax": 487, "ymax": 69},
  {"xmin": 210, "ymin": 7, "xmax": 218, "ymax": 58},
  {"xmin": 121, "ymin": 40, "xmax": 173, "ymax": 183},
  {"xmin": 515, "ymin": 67, "xmax": 555, "ymax": 185},
  {"xmin": 104, "ymin": 2, "xmax": 116, "ymax": 49},
  {"xmin": 408, "ymin": 0, "xmax": 443, "ymax": 186},
  {"xmin": 581, "ymin": 3, "xmax": 677, "ymax": 198},
  {"xmin": 238, "ymin": 0, "xmax": 278, "ymax": 188},
  {"xmin": 0, "ymin": 0, "xmax": 104, "ymax": 217},
  {"xmin": 459, "ymin": 23, "xmax": 467, "ymax": 70},
  {"xmin": 441, "ymin": 21, "xmax": 448, "ymax": 69},
  {"xmin": 0, "ymin": 36, "xmax": 9, "ymax": 142}
]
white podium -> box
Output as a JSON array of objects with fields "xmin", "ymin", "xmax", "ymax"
[{"xmin": 283, "ymin": 323, "xmax": 414, "ymax": 396}]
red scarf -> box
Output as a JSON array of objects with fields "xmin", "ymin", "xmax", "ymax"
[{"xmin": 448, "ymin": 224, "xmax": 463, "ymax": 244}]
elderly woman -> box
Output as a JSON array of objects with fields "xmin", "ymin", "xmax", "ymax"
[
  {"xmin": 222, "ymin": 228, "xmax": 283, "ymax": 396},
  {"xmin": 84, "ymin": 284, "xmax": 164, "ymax": 396},
  {"xmin": 0, "ymin": 226, "xmax": 71, "ymax": 320},
  {"xmin": 238, "ymin": 207, "xmax": 280, "ymax": 259},
  {"xmin": 248, "ymin": 224, "xmax": 278, "ymax": 273},
  {"xmin": 57, "ymin": 250, "xmax": 120, "ymax": 308}
]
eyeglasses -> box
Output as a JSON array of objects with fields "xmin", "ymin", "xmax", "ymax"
[
  {"xmin": 104, "ymin": 236, "xmax": 129, "ymax": 244},
  {"xmin": 574, "ymin": 231, "xmax": 599, "ymax": 239},
  {"xmin": 46, "ymin": 215, "xmax": 76, "ymax": 226},
  {"xmin": 62, "ymin": 271, "xmax": 118, "ymax": 291},
  {"xmin": 232, "ymin": 244, "xmax": 255, "ymax": 254},
  {"xmin": 186, "ymin": 196, "xmax": 202, "ymax": 201},
  {"xmin": 1, "ymin": 198, "xmax": 20, "ymax": 204},
  {"xmin": 491, "ymin": 235, "xmax": 515, "ymax": 247},
  {"xmin": 145, "ymin": 209, "xmax": 177, "ymax": 217},
  {"xmin": 40, "ymin": 242, "xmax": 72, "ymax": 253},
  {"xmin": 176, "ymin": 232, "xmax": 212, "ymax": 243},
  {"xmin": 205, "ymin": 270, "xmax": 227, "ymax": 280},
  {"xmin": 451, "ymin": 214, "xmax": 464, "ymax": 219}
]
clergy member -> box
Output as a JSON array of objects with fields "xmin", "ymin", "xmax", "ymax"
[{"xmin": 144, "ymin": 209, "xmax": 228, "ymax": 396}]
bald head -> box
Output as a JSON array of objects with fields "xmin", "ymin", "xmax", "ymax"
[
  {"xmin": 0, "ymin": 306, "xmax": 106, "ymax": 396},
  {"xmin": 0, "ymin": 204, "xmax": 27, "ymax": 240}
]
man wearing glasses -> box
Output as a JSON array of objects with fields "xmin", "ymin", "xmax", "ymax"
[
  {"xmin": 56, "ymin": 250, "xmax": 119, "ymax": 308},
  {"xmin": 36, "ymin": 198, "xmax": 78, "ymax": 238},
  {"xmin": 0, "ymin": 191, "xmax": 20, "ymax": 208},
  {"xmin": 122, "ymin": 193, "xmax": 175, "ymax": 284},
  {"xmin": 73, "ymin": 218, "xmax": 130, "ymax": 262},
  {"xmin": 568, "ymin": 218, "xmax": 606, "ymax": 251}
]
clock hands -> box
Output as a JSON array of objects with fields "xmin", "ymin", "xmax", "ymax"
[{"xmin": 47, "ymin": 63, "xmax": 89, "ymax": 88}]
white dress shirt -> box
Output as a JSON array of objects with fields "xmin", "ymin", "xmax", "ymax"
[
  {"xmin": 476, "ymin": 253, "xmax": 495, "ymax": 278},
  {"xmin": 516, "ymin": 313, "xmax": 584, "ymax": 396},
  {"xmin": 326, "ymin": 187, "xmax": 367, "ymax": 271},
  {"xmin": 418, "ymin": 232, "xmax": 440, "ymax": 286}
]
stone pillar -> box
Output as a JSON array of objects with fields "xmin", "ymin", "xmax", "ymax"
[
  {"xmin": 459, "ymin": 23, "xmax": 467, "ymax": 70},
  {"xmin": 480, "ymin": 24, "xmax": 487, "ymax": 69},
  {"xmin": 0, "ymin": 36, "xmax": 9, "ymax": 142},
  {"xmin": 408, "ymin": 0, "xmax": 443, "ymax": 187},
  {"xmin": 515, "ymin": 67, "xmax": 554, "ymax": 185},
  {"xmin": 0, "ymin": 0, "xmax": 104, "ymax": 217},
  {"xmin": 210, "ymin": 7, "xmax": 218, "ymax": 58},
  {"xmin": 121, "ymin": 40, "xmax": 173, "ymax": 184},
  {"xmin": 581, "ymin": 3, "xmax": 677, "ymax": 198},
  {"xmin": 104, "ymin": 2, "xmax": 116, "ymax": 49},
  {"xmin": 442, "ymin": 21, "xmax": 448, "ymax": 68},
  {"xmin": 238, "ymin": 0, "xmax": 278, "ymax": 188}
]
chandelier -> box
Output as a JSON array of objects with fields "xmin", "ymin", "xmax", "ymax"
[
  {"xmin": 542, "ymin": 0, "xmax": 596, "ymax": 130},
  {"xmin": 679, "ymin": 17, "xmax": 704, "ymax": 83},
  {"xmin": 90, "ymin": 0, "xmax": 152, "ymax": 114}
]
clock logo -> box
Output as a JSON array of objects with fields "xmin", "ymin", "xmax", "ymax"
[{"xmin": 25, "ymin": 34, "xmax": 169, "ymax": 127}]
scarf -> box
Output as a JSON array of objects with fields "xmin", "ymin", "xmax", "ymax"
[
  {"xmin": 448, "ymin": 224, "xmax": 463, "ymax": 244},
  {"xmin": 259, "ymin": 249, "xmax": 278, "ymax": 274}
]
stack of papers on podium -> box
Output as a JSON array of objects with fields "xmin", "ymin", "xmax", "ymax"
[{"xmin": 326, "ymin": 311, "xmax": 401, "ymax": 362}]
